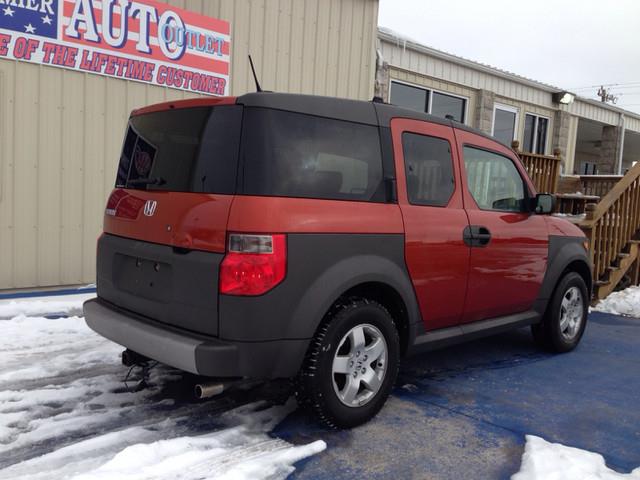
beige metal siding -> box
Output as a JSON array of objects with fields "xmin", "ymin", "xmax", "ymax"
[
  {"xmin": 567, "ymin": 100, "xmax": 620, "ymax": 127},
  {"xmin": 195, "ymin": 0, "xmax": 378, "ymax": 99},
  {"xmin": 0, "ymin": 0, "xmax": 379, "ymax": 289},
  {"xmin": 626, "ymin": 115, "xmax": 640, "ymax": 133}
]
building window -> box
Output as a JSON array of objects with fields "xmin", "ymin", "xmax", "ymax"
[
  {"xmin": 492, "ymin": 104, "xmax": 518, "ymax": 146},
  {"xmin": 390, "ymin": 82, "xmax": 428, "ymax": 113},
  {"xmin": 390, "ymin": 81, "xmax": 467, "ymax": 123},
  {"xmin": 431, "ymin": 92, "xmax": 465, "ymax": 123},
  {"xmin": 523, "ymin": 114, "xmax": 549, "ymax": 154}
]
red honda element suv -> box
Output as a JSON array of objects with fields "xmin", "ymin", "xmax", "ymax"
[{"xmin": 84, "ymin": 93, "xmax": 591, "ymax": 428}]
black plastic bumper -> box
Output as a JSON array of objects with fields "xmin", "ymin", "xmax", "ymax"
[{"xmin": 83, "ymin": 298, "xmax": 309, "ymax": 379}]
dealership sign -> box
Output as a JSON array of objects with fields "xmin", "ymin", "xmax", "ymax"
[{"xmin": 0, "ymin": 0, "xmax": 230, "ymax": 95}]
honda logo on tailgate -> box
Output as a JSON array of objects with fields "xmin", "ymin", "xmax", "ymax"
[{"xmin": 143, "ymin": 200, "xmax": 157, "ymax": 217}]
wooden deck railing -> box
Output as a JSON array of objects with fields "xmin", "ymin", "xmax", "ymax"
[
  {"xmin": 578, "ymin": 162, "xmax": 640, "ymax": 299},
  {"xmin": 578, "ymin": 175, "xmax": 622, "ymax": 197},
  {"xmin": 512, "ymin": 141, "xmax": 562, "ymax": 193}
]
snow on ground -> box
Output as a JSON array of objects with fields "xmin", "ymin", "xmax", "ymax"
[
  {"xmin": 512, "ymin": 435, "xmax": 640, "ymax": 480},
  {"xmin": 0, "ymin": 299, "xmax": 325, "ymax": 480},
  {"xmin": 593, "ymin": 285, "xmax": 640, "ymax": 318},
  {"xmin": 0, "ymin": 293, "xmax": 96, "ymax": 320}
]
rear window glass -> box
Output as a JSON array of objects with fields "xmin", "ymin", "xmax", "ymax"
[
  {"xmin": 116, "ymin": 105, "xmax": 242, "ymax": 193},
  {"xmin": 240, "ymin": 108, "xmax": 384, "ymax": 202}
]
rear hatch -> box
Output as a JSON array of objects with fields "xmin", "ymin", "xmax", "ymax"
[{"xmin": 98, "ymin": 103, "xmax": 242, "ymax": 336}]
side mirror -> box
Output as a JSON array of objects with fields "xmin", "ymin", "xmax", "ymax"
[{"xmin": 532, "ymin": 193, "xmax": 555, "ymax": 214}]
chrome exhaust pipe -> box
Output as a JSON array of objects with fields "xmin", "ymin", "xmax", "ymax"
[{"xmin": 194, "ymin": 382, "xmax": 225, "ymax": 399}]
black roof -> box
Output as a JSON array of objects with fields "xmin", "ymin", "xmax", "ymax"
[{"xmin": 236, "ymin": 92, "xmax": 505, "ymax": 147}]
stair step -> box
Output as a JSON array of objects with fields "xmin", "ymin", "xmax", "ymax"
[
  {"xmin": 630, "ymin": 240, "xmax": 640, "ymax": 244},
  {"xmin": 618, "ymin": 253, "xmax": 631, "ymax": 258},
  {"xmin": 595, "ymin": 280, "xmax": 611, "ymax": 286},
  {"xmin": 607, "ymin": 266, "xmax": 621, "ymax": 272}
]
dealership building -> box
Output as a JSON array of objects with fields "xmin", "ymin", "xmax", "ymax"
[
  {"xmin": 375, "ymin": 27, "xmax": 640, "ymax": 176},
  {"xmin": 1, "ymin": 0, "xmax": 639, "ymax": 291}
]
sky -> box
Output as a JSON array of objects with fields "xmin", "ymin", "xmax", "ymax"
[{"xmin": 378, "ymin": 0, "xmax": 640, "ymax": 114}]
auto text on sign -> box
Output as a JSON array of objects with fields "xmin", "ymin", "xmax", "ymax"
[{"xmin": 0, "ymin": 0, "xmax": 230, "ymax": 95}]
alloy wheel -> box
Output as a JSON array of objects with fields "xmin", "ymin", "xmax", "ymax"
[
  {"xmin": 331, "ymin": 324, "xmax": 388, "ymax": 408},
  {"xmin": 559, "ymin": 286, "xmax": 584, "ymax": 341}
]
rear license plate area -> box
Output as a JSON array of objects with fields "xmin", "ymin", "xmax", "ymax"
[{"xmin": 113, "ymin": 253, "xmax": 172, "ymax": 302}]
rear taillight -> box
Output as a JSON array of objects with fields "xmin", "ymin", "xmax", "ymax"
[{"xmin": 219, "ymin": 234, "xmax": 287, "ymax": 296}]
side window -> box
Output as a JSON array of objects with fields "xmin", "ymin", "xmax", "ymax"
[
  {"xmin": 241, "ymin": 108, "xmax": 384, "ymax": 202},
  {"xmin": 463, "ymin": 146, "xmax": 526, "ymax": 212},
  {"xmin": 402, "ymin": 132, "xmax": 455, "ymax": 207}
]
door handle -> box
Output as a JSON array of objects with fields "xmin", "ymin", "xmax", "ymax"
[
  {"xmin": 463, "ymin": 225, "xmax": 492, "ymax": 247},
  {"xmin": 475, "ymin": 226, "xmax": 491, "ymax": 246}
]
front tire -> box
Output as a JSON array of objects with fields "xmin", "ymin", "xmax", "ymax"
[
  {"xmin": 532, "ymin": 272, "xmax": 588, "ymax": 353},
  {"xmin": 296, "ymin": 297, "xmax": 400, "ymax": 429}
]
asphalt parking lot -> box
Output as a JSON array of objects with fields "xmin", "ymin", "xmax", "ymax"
[
  {"xmin": 1, "ymin": 304, "xmax": 638, "ymax": 479},
  {"xmin": 276, "ymin": 311, "xmax": 640, "ymax": 479}
]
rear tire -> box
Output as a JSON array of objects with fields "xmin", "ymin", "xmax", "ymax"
[
  {"xmin": 532, "ymin": 272, "xmax": 588, "ymax": 353},
  {"xmin": 296, "ymin": 297, "xmax": 400, "ymax": 429}
]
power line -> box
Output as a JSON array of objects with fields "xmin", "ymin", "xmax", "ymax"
[{"xmin": 570, "ymin": 82, "xmax": 640, "ymax": 91}]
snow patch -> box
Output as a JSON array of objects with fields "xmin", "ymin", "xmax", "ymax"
[
  {"xmin": 0, "ymin": 301, "xmax": 325, "ymax": 480},
  {"xmin": 0, "ymin": 293, "xmax": 95, "ymax": 319},
  {"xmin": 593, "ymin": 285, "xmax": 640, "ymax": 318},
  {"xmin": 512, "ymin": 435, "xmax": 640, "ymax": 480}
]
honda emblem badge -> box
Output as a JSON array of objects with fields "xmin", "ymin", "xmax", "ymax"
[{"xmin": 143, "ymin": 200, "xmax": 157, "ymax": 217}]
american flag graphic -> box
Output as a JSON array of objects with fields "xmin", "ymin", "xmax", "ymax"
[{"xmin": 0, "ymin": 0, "xmax": 58, "ymax": 39}]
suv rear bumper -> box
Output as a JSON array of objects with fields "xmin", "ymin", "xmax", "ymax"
[{"xmin": 83, "ymin": 298, "xmax": 308, "ymax": 379}]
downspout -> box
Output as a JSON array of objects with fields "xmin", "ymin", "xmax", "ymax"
[{"xmin": 617, "ymin": 112, "xmax": 626, "ymax": 175}]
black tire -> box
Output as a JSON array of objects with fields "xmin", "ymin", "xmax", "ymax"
[
  {"xmin": 531, "ymin": 272, "xmax": 588, "ymax": 353},
  {"xmin": 296, "ymin": 297, "xmax": 400, "ymax": 429}
]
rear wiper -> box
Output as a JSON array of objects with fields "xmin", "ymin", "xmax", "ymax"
[{"xmin": 127, "ymin": 177, "xmax": 166, "ymax": 187}]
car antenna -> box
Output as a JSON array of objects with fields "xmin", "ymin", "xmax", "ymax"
[{"xmin": 248, "ymin": 55, "xmax": 263, "ymax": 92}]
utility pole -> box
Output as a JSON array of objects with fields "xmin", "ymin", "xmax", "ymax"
[{"xmin": 597, "ymin": 85, "xmax": 618, "ymax": 104}]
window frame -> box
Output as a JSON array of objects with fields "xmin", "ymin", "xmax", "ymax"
[
  {"xmin": 401, "ymin": 131, "xmax": 456, "ymax": 208},
  {"xmin": 523, "ymin": 112, "xmax": 550, "ymax": 155},
  {"xmin": 491, "ymin": 103, "xmax": 519, "ymax": 144},
  {"xmin": 461, "ymin": 144, "xmax": 531, "ymax": 213},
  {"xmin": 389, "ymin": 79, "xmax": 469, "ymax": 124}
]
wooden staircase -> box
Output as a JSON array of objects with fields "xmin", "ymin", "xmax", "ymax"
[
  {"xmin": 512, "ymin": 143, "xmax": 638, "ymax": 302},
  {"xmin": 577, "ymin": 162, "xmax": 640, "ymax": 301}
]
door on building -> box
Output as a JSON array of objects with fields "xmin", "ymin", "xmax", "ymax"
[
  {"xmin": 391, "ymin": 118, "xmax": 470, "ymax": 330},
  {"xmin": 523, "ymin": 113, "xmax": 549, "ymax": 154},
  {"xmin": 454, "ymin": 129, "xmax": 549, "ymax": 323},
  {"xmin": 492, "ymin": 103, "xmax": 519, "ymax": 147}
]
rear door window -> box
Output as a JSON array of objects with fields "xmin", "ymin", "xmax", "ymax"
[
  {"xmin": 402, "ymin": 132, "xmax": 455, "ymax": 206},
  {"xmin": 240, "ymin": 108, "xmax": 385, "ymax": 202},
  {"xmin": 116, "ymin": 105, "xmax": 242, "ymax": 194}
]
